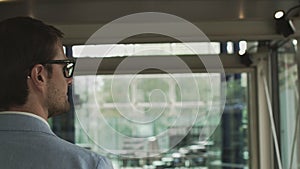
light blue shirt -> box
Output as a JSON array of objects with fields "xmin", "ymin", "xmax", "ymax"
[{"xmin": 0, "ymin": 111, "xmax": 113, "ymax": 169}]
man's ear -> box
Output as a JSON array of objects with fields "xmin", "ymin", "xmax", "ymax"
[
  {"xmin": 28, "ymin": 64, "xmax": 48, "ymax": 87},
  {"xmin": 37, "ymin": 75, "xmax": 43, "ymax": 81}
]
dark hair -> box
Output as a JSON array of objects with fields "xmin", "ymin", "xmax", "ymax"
[{"xmin": 0, "ymin": 17, "xmax": 63, "ymax": 110}]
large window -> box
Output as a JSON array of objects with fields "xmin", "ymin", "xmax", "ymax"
[
  {"xmin": 71, "ymin": 42, "xmax": 252, "ymax": 168},
  {"xmin": 73, "ymin": 73, "xmax": 249, "ymax": 169}
]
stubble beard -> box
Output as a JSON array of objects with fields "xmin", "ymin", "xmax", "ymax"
[{"xmin": 46, "ymin": 84, "xmax": 70, "ymax": 118}]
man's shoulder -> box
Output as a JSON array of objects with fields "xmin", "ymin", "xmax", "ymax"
[
  {"xmin": 51, "ymin": 137, "xmax": 113, "ymax": 169},
  {"xmin": 0, "ymin": 114, "xmax": 114, "ymax": 168},
  {"xmin": 0, "ymin": 132, "xmax": 114, "ymax": 169}
]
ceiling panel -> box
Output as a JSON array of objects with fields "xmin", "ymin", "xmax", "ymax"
[{"xmin": 0, "ymin": 0, "xmax": 299, "ymax": 44}]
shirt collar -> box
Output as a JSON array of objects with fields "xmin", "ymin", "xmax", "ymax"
[{"xmin": 0, "ymin": 111, "xmax": 51, "ymax": 129}]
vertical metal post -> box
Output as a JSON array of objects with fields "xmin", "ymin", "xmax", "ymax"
[{"xmin": 270, "ymin": 47, "xmax": 281, "ymax": 169}]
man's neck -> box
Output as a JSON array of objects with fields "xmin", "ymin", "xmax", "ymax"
[{"xmin": 9, "ymin": 105, "xmax": 48, "ymax": 121}]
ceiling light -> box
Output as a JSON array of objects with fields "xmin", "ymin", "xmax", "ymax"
[
  {"xmin": 274, "ymin": 10, "xmax": 295, "ymax": 37},
  {"xmin": 274, "ymin": 10, "xmax": 285, "ymax": 19}
]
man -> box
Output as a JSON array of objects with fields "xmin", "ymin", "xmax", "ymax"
[{"xmin": 0, "ymin": 17, "xmax": 113, "ymax": 169}]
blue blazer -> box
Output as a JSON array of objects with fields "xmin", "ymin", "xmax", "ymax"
[{"xmin": 0, "ymin": 113, "xmax": 113, "ymax": 169}]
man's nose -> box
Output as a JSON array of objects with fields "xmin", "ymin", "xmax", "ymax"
[{"xmin": 67, "ymin": 77, "xmax": 73, "ymax": 86}]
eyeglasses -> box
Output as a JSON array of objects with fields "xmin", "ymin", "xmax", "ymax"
[{"xmin": 42, "ymin": 59, "xmax": 76, "ymax": 78}]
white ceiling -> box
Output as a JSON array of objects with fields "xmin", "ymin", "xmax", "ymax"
[{"xmin": 0, "ymin": 0, "xmax": 300, "ymax": 44}]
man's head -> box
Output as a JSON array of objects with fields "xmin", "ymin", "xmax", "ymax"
[{"xmin": 0, "ymin": 17, "xmax": 74, "ymax": 117}]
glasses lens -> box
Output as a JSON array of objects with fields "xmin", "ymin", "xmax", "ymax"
[{"xmin": 64, "ymin": 62, "xmax": 74, "ymax": 78}]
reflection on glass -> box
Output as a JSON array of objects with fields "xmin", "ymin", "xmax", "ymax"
[{"xmin": 74, "ymin": 73, "xmax": 249, "ymax": 169}]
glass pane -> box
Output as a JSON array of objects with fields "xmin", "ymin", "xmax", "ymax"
[
  {"xmin": 278, "ymin": 40, "xmax": 300, "ymax": 169},
  {"xmin": 74, "ymin": 73, "xmax": 249, "ymax": 169}
]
